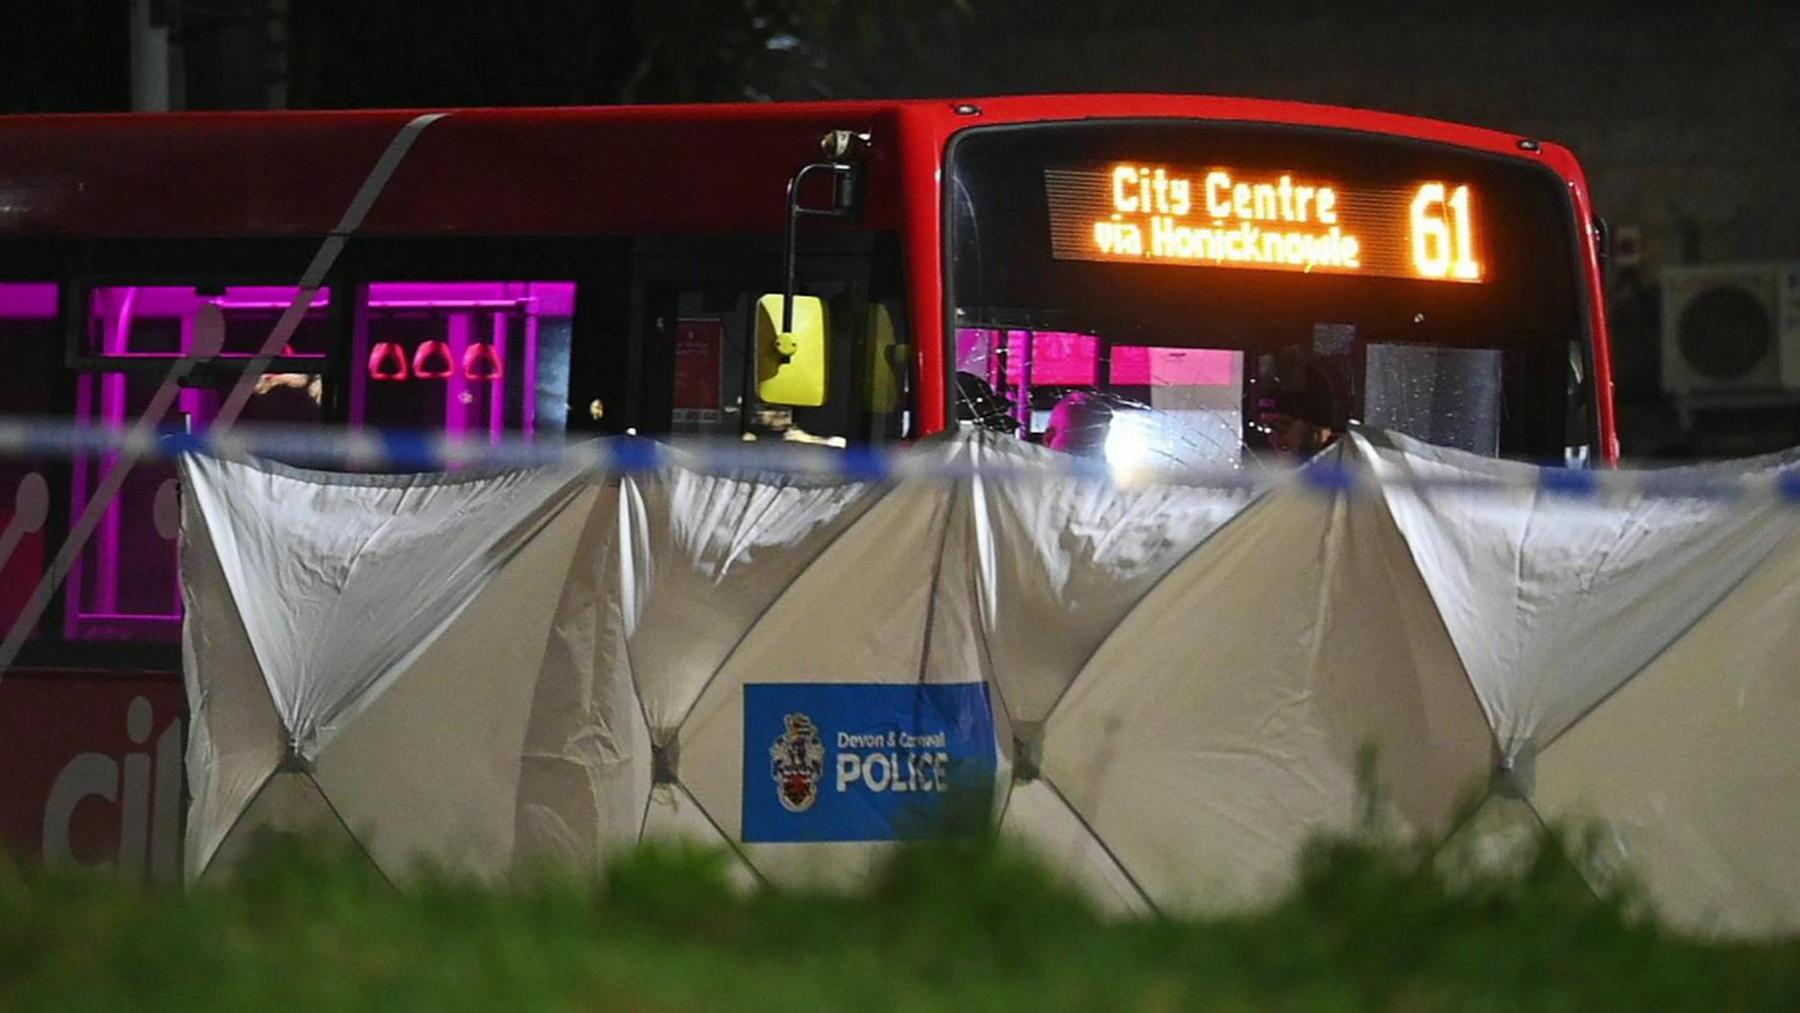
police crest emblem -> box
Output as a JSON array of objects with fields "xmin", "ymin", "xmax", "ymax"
[{"xmin": 770, "ymin": 712, "xmax": 825, "ymax": 813}]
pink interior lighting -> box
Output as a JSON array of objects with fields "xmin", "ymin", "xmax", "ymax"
[
  {"xmin": 1017, "ymin": 332, "xmax": 1100, "ymax": 386},
  {"xmin": 957, "ymin": 328, "xmax": 1237, "ymax": 389},
  {"xmin": 57, "ymin": 280, "xmax": 575, "ymax": 640},
  {"xmin": 62, "ymin": 285, "xmax": 221, "ymax": 639},
  {"xmin": 0, "ymin": 284, "xmax": 57, "ymax": 638},
  {"xmin": 0, "ymin": 283, "xmax": 58, "ymax": 319},
  {"xmin": 348, "ymin": 281, "xmax": 575, "ymax": 441},
  {"xmin": 485, "ymin": 311, "xmax": 507, "ymax": 443},
  {"xmin": 86, "ymin": 285, "xmax": 331, "ymax": 360},
  {"xmin": 1110, "ymin": 346, "xmax": 1238, "ymax": 386}
]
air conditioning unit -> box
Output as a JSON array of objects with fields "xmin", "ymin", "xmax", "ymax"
[{"xmin": 1660, "ymin": 262, "xmax": 1800, "ymax": 397}]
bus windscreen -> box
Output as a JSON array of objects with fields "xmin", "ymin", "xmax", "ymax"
[{"xmin": 947, "ymin": 121, "xmax": 1590, "ymax": 464}]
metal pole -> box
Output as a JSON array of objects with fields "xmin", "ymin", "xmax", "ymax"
[
  {"xmin": 782, "ymin": 170, "xmax": 803, "ymax": 334},
  {"xmin": 781, "ymin": 162, "xmax": 854, "ymax": 335},
  {"xmin": 129, "ymin": 0, "xmax": 172, "ymax": 112}
]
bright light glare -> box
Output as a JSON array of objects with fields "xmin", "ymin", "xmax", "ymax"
[{"xmin": 1104, "ymin": 411, "xmax": 1157, "ymax": 475}]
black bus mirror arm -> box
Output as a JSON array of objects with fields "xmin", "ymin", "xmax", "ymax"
[{"xmin": 780, "ymin": 160, "xmax": 861, "ymax": 333}]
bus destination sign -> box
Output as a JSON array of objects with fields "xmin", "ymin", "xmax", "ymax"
[{"xmin": 1045, "ymin": 163, "xmax": 1484, "ymax": 283}]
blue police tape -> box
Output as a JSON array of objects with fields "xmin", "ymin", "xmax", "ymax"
[
  {"xmin": 1539, "ymin": 467, "xmax": 1600, "ymax": 497},
  {"xmin": 1779, "ymin": 470, "xmax": 1800, "ymax": 503},
  {"xmin": 1299, "ymin": 459, "xmax": 1356, "ymax": 494},
  {"xmin": 3, "ymin": 416, "xmax": 1800, "ymax": 501}
]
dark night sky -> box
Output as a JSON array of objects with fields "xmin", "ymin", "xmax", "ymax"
[
  {"xmin": 0, "ymin": 1, "xmax": 130, "ymax": 113},
  {"xmin": 4, "ymin": 2, "xmax": 1793, "ymax": 123}
]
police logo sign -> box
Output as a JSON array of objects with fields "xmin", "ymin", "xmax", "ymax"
[
  {"xmin": 742, "ymin": 683, "xmax": 997, "ymax": 843},
  {"xmin": 770, "ymin": 713, "xmax": 825, "ymax": 812}
]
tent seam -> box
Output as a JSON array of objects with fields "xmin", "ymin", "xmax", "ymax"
[
  {"xmin": 667, "ymin": 474, "xmax": 888, "ymax": 737},
  {"xmin": 968, "ymin": 478, "xmax": 1023, "ymax": 828},
  {"xmin": 1356, "ymin": 436, "xmax": 1508, "ymax": 764},
  {"xmin": 306, "ymin": 770, "xmax": 398, "ymax": 890},
  {"xmin": 195, "ymin": 764, "xmax": 277, "ymax": 882},
  {"xmin": 1041, "ymin": 773, "xmax": 1161, "ymax": 917},
  {"xmin": 967, "ymin": 477, "xmax": 1017, "ymax": 728},
  {"xmin": 1365, "ymin": 465, "xmax": 1509, "ymax": 768},
  {"xmin": 315, "ymin": 478, "xmax": 590, "ymax": 746},
  {"xmin": 670, "ymin": 779, "xmax": 771, "ymax": 888},
  {"xmin": 1532, "ymin": 518, "xmax": 1800, "ymax": 757},
  {"xmin": 615, "ymin": 476, "xmax": 660, "ymax": 769},
  {"xmin": 913, "ymin": 465, "xmax": 963, "ymax": 686},
  {"xmin": 599, "ymin": 475, "xmax": 662, "ymax": 842},
  {"xmin": 184, "ymin": 469, "xmax": 300, "ymax": 743},
  {"xmin": 1037, "ymin": 478, "xmax": 1274, "ymax": 728},
  {"xmin": 1507, "ymin": 789, "xmax": 1600, "ymax": 905},
  {"xmin": 634, "ymin": 784, "xmax": 655, "ymax": 846}
]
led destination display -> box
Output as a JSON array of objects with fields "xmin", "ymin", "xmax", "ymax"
[{"xmin": 1046, "ymin": 163, "xmax": 1485, "ymax": 283}]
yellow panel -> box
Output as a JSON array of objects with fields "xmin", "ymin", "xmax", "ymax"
[
  {"xmin": 756, "ymin": 294, "xmax": 829, "ymax": 407},
  {"xmin": 865, "ymin": 302, "xmax": 908, "ymax": 413}
]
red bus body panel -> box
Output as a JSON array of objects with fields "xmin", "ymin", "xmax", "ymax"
[
  {"xmin": 0, "ymin": 671, "xmax": 184, "ymax": 875},
  {"xmin": 0, "ymin": 94, "xmax": 1616, "ymax": 450}
]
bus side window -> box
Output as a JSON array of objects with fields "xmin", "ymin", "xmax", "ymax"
[
  {"xmin": 63, "ymin": 281, "xmax": 334, "ymax": 643},
  {"xmin": 637, "ymin": 281, "xmax": 862, "ymax": 444},
  {"xmin": 630, "ymin": 235, "xmax": 910, "ymax": 447},
  {"xmin": 0, "ymin": 284, "xmax": 62, "ymax": 644},
  {"xmin": 346, "ymin": 281, "xmax": 575, "ymax": 443}
]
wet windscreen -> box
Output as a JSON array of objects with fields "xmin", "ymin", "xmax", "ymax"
[{"xmin": 947, "ymin": 121, "xmax": 1591, "ymax": 466}]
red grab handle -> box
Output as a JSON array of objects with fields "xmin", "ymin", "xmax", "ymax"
[
  {"xmin": 412, "ymin": 339, "xmax": 455, "ymax": 380},
  {"xmin": 368, "ymin": 341, "xmax": 409, "ymax": 381},
  {"xmin": 462, "ymin": 341, "xmax": 504, "ymax": 381}
]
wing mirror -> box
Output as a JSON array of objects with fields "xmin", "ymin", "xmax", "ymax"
[
  {"xmin": 756, "ymin": 294, "xmax": 829, "ymax": 406},
  {"xmin": 756, "ymin": 133, "xmax": 867, "ymax": 407}
]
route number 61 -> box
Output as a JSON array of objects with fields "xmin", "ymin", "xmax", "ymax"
[{"xmin": 1411, "ymin": 183, "xmax": 1481, "ymax": 281}]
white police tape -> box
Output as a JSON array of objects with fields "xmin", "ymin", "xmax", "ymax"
[{"xmin": 2, "ymin": 416, "xmax": 1799, "ymax": 502}]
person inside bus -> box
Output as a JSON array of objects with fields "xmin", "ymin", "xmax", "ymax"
[
  {"xmin": 250, "ymin": 342, "xmax": 323, "ymax": 411},
  {"xmin": 1252, "ymin": 346, "xmax": 1349, "ymax": 459},
  {"xmin": 1040, "ymin": 389, "xmax": 1116, "ymax": 456},
  {"xmin": 1255, "ymin": 389, "xmax": 1339, "ymax": 457}
]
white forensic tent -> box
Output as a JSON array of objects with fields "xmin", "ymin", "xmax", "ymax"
[
  {"xmin": 516, "ymin": 446, "xmax": 955, "ymax": 889},
  {"xmin": 180, "ymin": 454, "xmax": 595, "ymax": 880},
  {"xmin": 957, "ymin": 433, "xmax": 1263, "ymax": 914},
  {"xmin": 1014, "ymin": 434, "xmax": 1495, "ymax": 915},
  {"xmin": 179, "ymin": 429, "xmax": 1800, "ymax": 936},
  {"xmin": 1361, "ymin": 430, "xmax": 1800, "ymax": 937}
]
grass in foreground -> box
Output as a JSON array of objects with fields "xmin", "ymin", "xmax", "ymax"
[{"xmin": 3, "ymin": 830, "xmax": 1798, "ymax": 1011}]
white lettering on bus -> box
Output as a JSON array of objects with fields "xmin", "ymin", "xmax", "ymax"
[{"xmin": 42, "ymin": 695, "xmax": 183, "ymax": 882}]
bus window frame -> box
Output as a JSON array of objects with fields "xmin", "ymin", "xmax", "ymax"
[
  {"xmin": 939, "ymin": 118, "xmax": 1602, "ymax": 458},
  {"xmin": 60, "ymin": 238, "xmax": 338, "ymax": 376},
  {"xmin": 332, "ymin": 235, "xmax": 625, "ymax": 436},
  {"xmin": 0, "ymin": 276, "xmax": 79, "ymax": 667},
  {"xmin": 0, "ymin": 234, "xmax": 625, "ymax": 670},
  {"xmin": 14, "ymin": 240, "xmax": 346, "ymax": 657}
]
